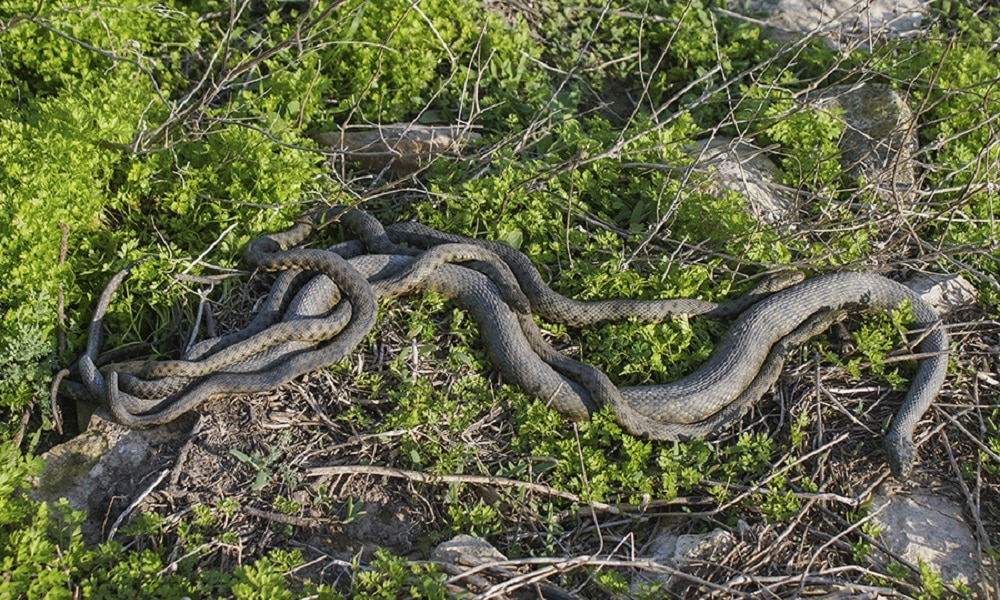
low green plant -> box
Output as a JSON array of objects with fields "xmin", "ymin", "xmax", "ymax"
[
  {"xmin": 272, "ymin": 496, "xmax": 300, "ymax": 515},
  {"xmin": 886, "ymin": 561, "xmax": 910, "ymax": 581},
  {"xmin": 351, "ymin": 548, "xmax": 448, "ymax": 600},
  {"xmin": 845, "ymin": 301, "xmax": 914, "ymax": 388},
  {"xmin": 0, "ymin": 442, "xmax": 460, "ymax": 598},
  {"xmin": 850, "ymin": 537, "xmax": 872, "ymax": 563},
  {"xmin": 593, "ymin": 568, "xmax": 631, "ymax": 595},
  {"xmin": 848, "ymin": 517, "xmax": 881, "ymax": 564},
  {"xmin": 342, "ymin": 497, "xmax": 368, "ymax": 525},
  {"xmin": 789, "ymin": 410, "xmax": 812, "ymax": 449},
  {"xmin": 2, "ymin": 0, "xmax": 998, "ymax": 596},
  {"xmin": 755, "ymin": 475, "xmax": 802, "ymax": 523},
  {"xmin": 230, "ymin": 432, "xmax": 293, "ymax": 492},
  {"xmin": 232, "ymin": 550, "xmax": 315, "ymax": 600},
  {"xmin": 743, "ymin": 91, "xmax": 845, "ymax": 194},
  {"xmin": 917, "ymin": 558, "xmax": 945, "ymax": 599},
  {"xmin": 446, "ymin": 496, "xmax": 503, "ymax": 537}
]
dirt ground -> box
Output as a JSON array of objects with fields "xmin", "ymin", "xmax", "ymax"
[{"xmin": 42, "ymin": 253, "xmax": 1000, "ymax": 598}]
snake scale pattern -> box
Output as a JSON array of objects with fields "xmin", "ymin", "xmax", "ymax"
[{"xmin": 61, "ymin": 205, "xmax": 950, "ymax": 478}]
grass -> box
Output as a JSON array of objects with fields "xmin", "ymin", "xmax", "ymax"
[{"xmin": 1, "ymin": 0, "xmax": 998, "ymax": 597}]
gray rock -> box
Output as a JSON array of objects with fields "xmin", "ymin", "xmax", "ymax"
[
  {"xmin": 315, "ymin": 124, "xmax": 481, "ymax": 175},
  {"xmin": 432, "ymin": 534, "xmax": 508, "ymax": 566},
  {"xmin": 688, "ymin": 136, "xmax": 796, "ymax": 224},
  {"xmin": 906, "ymin": 273, "xmax": 978, "ymax": 315},
  {"xmin": 32, "ymin": 426, "xmax": 109, "ymax": 513},
  {"xmin": 808, "ymin": 83, "xmax": 919, "ymax": 204},
  {"xmin": 431, "ymin": 535, "xmax": 509, "ymax": 596},
  {"xmin": 872, "ymin": 490, "xmax": 986, "ymax": 593},
  {"xmin": 728, "ymin": 0, "xmax": 930, "ymax": 48},
  {"xmin": 635, "ymin": 526, "xmax": 736, "ymax": 592},
  {"xmin": 31, "ymin": 409, "xmax": 186, "ymax": 541}
]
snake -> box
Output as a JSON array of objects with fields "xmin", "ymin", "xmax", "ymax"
[
  {"xmin": 92, "ymin": 207, "xmax": 797, "ymax": 411},
  {"xmin": 98, "ymin": 254, "xmax": 810, "ymax": 434},
  {"xmin": 65, "ymin": 206, "xmax": 950, "ymax": 478},
  {"xmin": 109, "ymin": 243, "xmax": 530, "ymax": 384},
  {"xmin": 379, "ymin": 212, "xmax": 951, "ymax": 477}
]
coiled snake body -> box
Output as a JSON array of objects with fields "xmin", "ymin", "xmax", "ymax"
[{"xmin": 63, "ymin": 206, "xmax": 949, "ymax": 478}]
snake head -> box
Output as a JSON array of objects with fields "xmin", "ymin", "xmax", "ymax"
[{"xmin": 884, "ymin": 432, "xmax": 915, "ymax": 480}]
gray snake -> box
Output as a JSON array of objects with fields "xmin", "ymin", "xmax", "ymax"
[{"xmin": 62, "ymin": 206, "xmax": 950, "ymax": 478}]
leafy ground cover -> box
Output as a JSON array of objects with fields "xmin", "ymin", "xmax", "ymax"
[{"xmin": 1, "ymin": 0, "xmax": 998, "ymax": 597}]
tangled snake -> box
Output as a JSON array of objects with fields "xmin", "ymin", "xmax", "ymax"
[{"xmin": 61, "ymin": 205, "xmax": 950, "ymax": 478}]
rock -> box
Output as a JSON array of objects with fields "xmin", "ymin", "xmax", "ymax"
[
  {"xmin": 688, "ymin": 136, "xmax": 796, "ymax": 224},
  {"xmin": 635, "ymin": 526, "xmax": 736, "ymax": 592},
  {"xmin": 32, "ymin": 426, "xmax": 109, "ymax": 512},
  {"xmin": 432, "ymin": 535, "xmax": 509, "ymax": 596},
  {"xmin": 808, "ymin": 83, "xmax": 919, "ymax": 204},
  {"xmin": 315, "ymin": 124, "xmax": 481, "ymax": 175},
  {"xmin": 906, "ymin": 273, "xmax": 978, "ymax": 315},
  {"xmin": 728, "ymin": 0, "xmax": 930, "ymax": 49},
  {"xmin": 432, "ymin": 534, "xmax": 508, "ymax": 566},
  {"xmin": 689, "ymin": 87, "xmax": 920, "ymax": 221},
  {"xmin": 31, "ymin": 408, "xmax": 187, "ymax": 541},
  {"xmin": 431, "ymin": 535, "xmax": 578, "ymax": 599},
  {"xmin": 871, "ymin": 490, "xmax": 985, "ymax": 593}
]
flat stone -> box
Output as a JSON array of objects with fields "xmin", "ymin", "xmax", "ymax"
[
  {"xmin": 675, "ymin": 528, "xmax": 736, "ymax": 561},
  {"xmin": 728, "ymin": 0, "xmax": 931, "ymax": 49},
  {"xmin": 808, "ymin": 83, "xmax": 919, "ymax": 204},
  {"xmin": 688, "ymin": 136, "xmax": 796, "ymax": 224},
  {"xmin": 872, "ymin": 490, "xmax": 985, "ymax": 592},
  {"xmin": 431, "ymin": 535, "xmax": 509, "ymax": 596},
  {"xmin": 315, "ymin": 123, "xmax": 481, "ymax": 174},
  {"xmin": 31, "ymin": 408, "xmax": 187, "ymax": 540},
  {"xmin": 635, "ymin": 526, "xmax": 736, "ymax": 592},
  {"xmin": 32, "ymin": 427, "xmax": 109, "ymax": 512},
  {"xmin": 906, "ymin": 273, "xmax": 979, "ymax": 315},
  {"xmin": 432, "ymin": 534, "xmax": 508, "ymax": 566}
]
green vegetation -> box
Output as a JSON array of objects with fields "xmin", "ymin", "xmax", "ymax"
[{"xmin": 1, "ymin": 0, "xmax": 997, "ymax": 597}]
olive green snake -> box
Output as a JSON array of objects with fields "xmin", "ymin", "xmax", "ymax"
[{"xmin": 60, "ymin": 206, "xmax": 950, "ymax": 478}]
